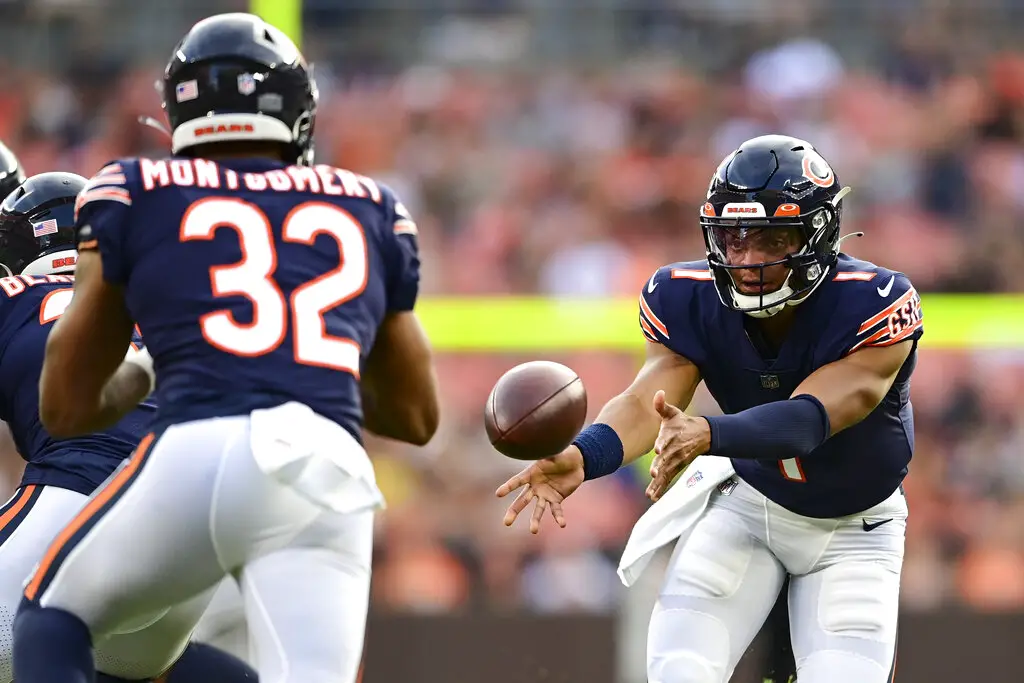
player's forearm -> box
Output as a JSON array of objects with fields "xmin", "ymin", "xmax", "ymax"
[
  {"xmin": 593, "ymin": 391, "xmax": 663, "ymax": 466},
  {"xmin": 360, "ymin": 311, "xmax": 440, "ymax": 446},
  {"xmin": 572, "ymin": 343, "xmax": 701, "ymax": 480},
  {"xmin": 43, "ymin": 344, "xmax": 153, "ymax": 438},
  {"xmin": 705, "ymin": 396, "xmax": 829, "ymax": 461},
  {"xmin": 47, "ymin": 364, "xmax": 148, "ymax": 438},
  {"xmin": 96, "ymin": 362, "xmax": 153, "ymax": 428},
  {"xmin": 360, "ymin": 356, "xmax": 440, "ymax": 446}
]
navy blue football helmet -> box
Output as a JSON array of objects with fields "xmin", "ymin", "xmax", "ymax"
[
  {"xmin": 700, "ymin": 134, "xmax": 852, "ymax": 318},
  {"xmin": 0, "ymin": 172, "xmax": 86, "ymax": 276},
  {"xmin": 162, "ymin": 13, "xmax": 318, "ymax": 165}
]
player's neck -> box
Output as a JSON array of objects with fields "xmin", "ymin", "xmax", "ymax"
[
  {"xmin": 191, "ymin": 152, "xmax": 282, "ymax": 162},
  {"xmin": 750, "ymin": 307, "xmax": 798, "ymax": 351},
  {"xmin": 182, "ymin": 141, "xmax": 289, "ymax": 162}
]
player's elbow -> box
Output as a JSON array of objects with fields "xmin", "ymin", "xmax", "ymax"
[
  {"xmin": 855, "ymin": 385, "xmax": 887, "ymax": 420},
  {"xmin": 832, "ymin": 386, "xmax": 887, "ymax": 435},
  {"xmin": 39, "ymin": 400, "xmax": 87, "ymax": 439},
  {"xmin": 39, "ymin": 375, "xmax": 95, "ymax": 438},
  {"xmin": 362, "ymin": 381, "xmax": 440, "ymax": 446},
  {"xmin": 38, "ymin": 373, "xmax": 82, "ymax": 438},
  {"xmin": 405, "ymin": 402, "xmax": 440, "ymax": 446},
  {"xmin": 397, "ymin": 383, "xmax": 441, "ymax": 445},
  {"xmin": 366, "ymin": 407, "xmax": 438, "ymax": 446}
]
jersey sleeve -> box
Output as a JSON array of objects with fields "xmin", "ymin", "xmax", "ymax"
[
  {"xmin": 638, "ymin": 267, "xmax": 671, "ymax": 344},
  {"xmin": 826, "ymin": 271, "xmax": 924, "ymax": 357},
  {"xmin": 638, "ymin": 263, "xmax": 708, "ymax": 365},
  {"xmin": 379, "ymin": 184, "xmax": 421, "ymax": 312},
  {"xmin": 74, "ymin": 160, "xmax": 134, "ymax": 285}
]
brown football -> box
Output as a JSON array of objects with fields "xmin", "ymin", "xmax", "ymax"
[{"xmin": 484, "ymin": 361, "xmax": 588, "ymax": 460}]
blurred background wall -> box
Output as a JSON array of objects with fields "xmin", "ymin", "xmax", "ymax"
[{"xmin": 3, "ymin": 0, "xmax": 1024, "ymax": 680}]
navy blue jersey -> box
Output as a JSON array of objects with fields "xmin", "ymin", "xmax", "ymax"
[
  {"xmin": 639, "ymin": 254, "xmax": 923, "ymax": 518},
  {"xmin": 0, "ymin": 275, "xmax": 156, "ymax": 495},
  {"xmin": 75, "ymin": 158, "xmax": 421, "ymax": 442}
]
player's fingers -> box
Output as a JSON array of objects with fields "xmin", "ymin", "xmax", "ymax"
[
  {"xmin": 550, "ymin": 499, "xmax": 566, "ymax": 528},
  {"xmin": 660, "ymin": 460, "xmax": 681, "ymax": 488},
  {"xmin": 646, "ymin": 470, "xmax": 664, "ymax": 499},
  {"xmin": 530, "ymin": 496, "xmax": 548, "ymax": 534},
  {"xmin": 654, "ymin": 425, "xmax": 675, "ymax": 458},
  {"xmin": 652, "ymin": 438, "xmax": 681, "ymax": 476},
  {"xmin": 648, "ymin": 466, "xmax": 674, "ymax": 501},
  {"xmin": 496, "ymin": 468, "xmax": 531, "ymax": 497},
  {"xmin": 653, "ymin": 390, "xmax": 681, "ymax": 419},
  {"xmin": 503, "ymin": 486, "xmax": 533, "ymax": 526},
  {"xmin": 654, "ymin": 473, "xmax": 672, "ymax": 500}
]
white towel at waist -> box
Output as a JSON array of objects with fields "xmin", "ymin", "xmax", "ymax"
[
  {"xmin": 249, "ymin": 401, "xmax": 385, "ymax": 516},
  {"xmin": 617, "ymin": 456, "xmax": 735, "ymax": 587}
]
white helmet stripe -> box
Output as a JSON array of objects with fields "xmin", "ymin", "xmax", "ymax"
[
  {"xmin": 171, "ymin": 114, "xmax": 292, "ymax": 154},
  {"xmin": 22, "ymin": 249, "xmax": 78, "ymax": 276}
]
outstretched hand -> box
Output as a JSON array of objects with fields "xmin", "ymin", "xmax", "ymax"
[
  {"xmin": 496, "ymin": 447, "xmax": 585, "ymax": 534},
  {"xmin": 646, "ymin": 390, "xmax": 711, "ymax": 501}
]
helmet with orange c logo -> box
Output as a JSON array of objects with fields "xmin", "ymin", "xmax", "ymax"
[{"xmin": 700, "ymin": 134, "xmax": 850, "ymax": 318}]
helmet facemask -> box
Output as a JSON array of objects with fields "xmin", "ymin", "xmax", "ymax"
[{"xmin": 701, "ymin": 189, "xmax": 848, "ymax": 318}]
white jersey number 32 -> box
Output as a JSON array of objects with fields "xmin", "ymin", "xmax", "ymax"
[{"xmin": 180, "ymin": 198, "xmax": 367, "ymax": 376}]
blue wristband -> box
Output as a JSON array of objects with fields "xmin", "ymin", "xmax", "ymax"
[{"xmin": 572, "ymin": 423, "xmax": 624, "ymax": 481}]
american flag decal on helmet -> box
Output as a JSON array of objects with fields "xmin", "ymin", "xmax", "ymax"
[
  {"xmin": 175, "ymin": 80, "xmax": 199, "ymax": 102},
  {"xmin": 32, "ymin": 219, "xmax": 58, "ymax": 237}
]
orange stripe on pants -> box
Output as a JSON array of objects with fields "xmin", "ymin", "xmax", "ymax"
[
  {"xmin": 24, "ymin": 433, "xmax": 155, "ymax": 602},
  {"xmin": 0, "ymin": 485, "xmax": 35, "ymax": 533}
]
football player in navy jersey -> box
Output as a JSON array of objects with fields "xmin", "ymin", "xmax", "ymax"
[
  {"xmin": 14, "ymin": 12, "xmax": 438, "ymax": 683},
  {"xmin": 0, "ymin": 172, "xmax": 258, "ymax": 683},
  {"xmin": 499, "ymin": 135, "xmax": 919, "ymax": 683}
]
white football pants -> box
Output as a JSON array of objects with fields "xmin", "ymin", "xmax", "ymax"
[
  {"xmin": 0, "ymin": 484, "xmax": 219, "ymax": 681},
  {"xmin": 648, "ymin": 476, "xmax": 905, "ymax": 683},
  {"xmin": 21, "ymin": 410, "xmax": 377, "ymax": 683}
]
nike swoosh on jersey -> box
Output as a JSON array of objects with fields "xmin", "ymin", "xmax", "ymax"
[
  {"xmin": 876, "ymin": 275, "xmax": 895, "ymax": 297},
  {"xmin": 648, "ymin": 276, "xmax": 658, "ymax": 293}
]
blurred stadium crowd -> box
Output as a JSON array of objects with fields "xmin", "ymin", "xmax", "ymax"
[{"xmin": 2, "ymin": 0, "xmax": 1024, "ymax": 614}]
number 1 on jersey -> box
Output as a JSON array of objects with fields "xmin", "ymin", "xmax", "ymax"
[{"xmin": 180, "ymin": 198, "xmax": 367, "ymax": 376}]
